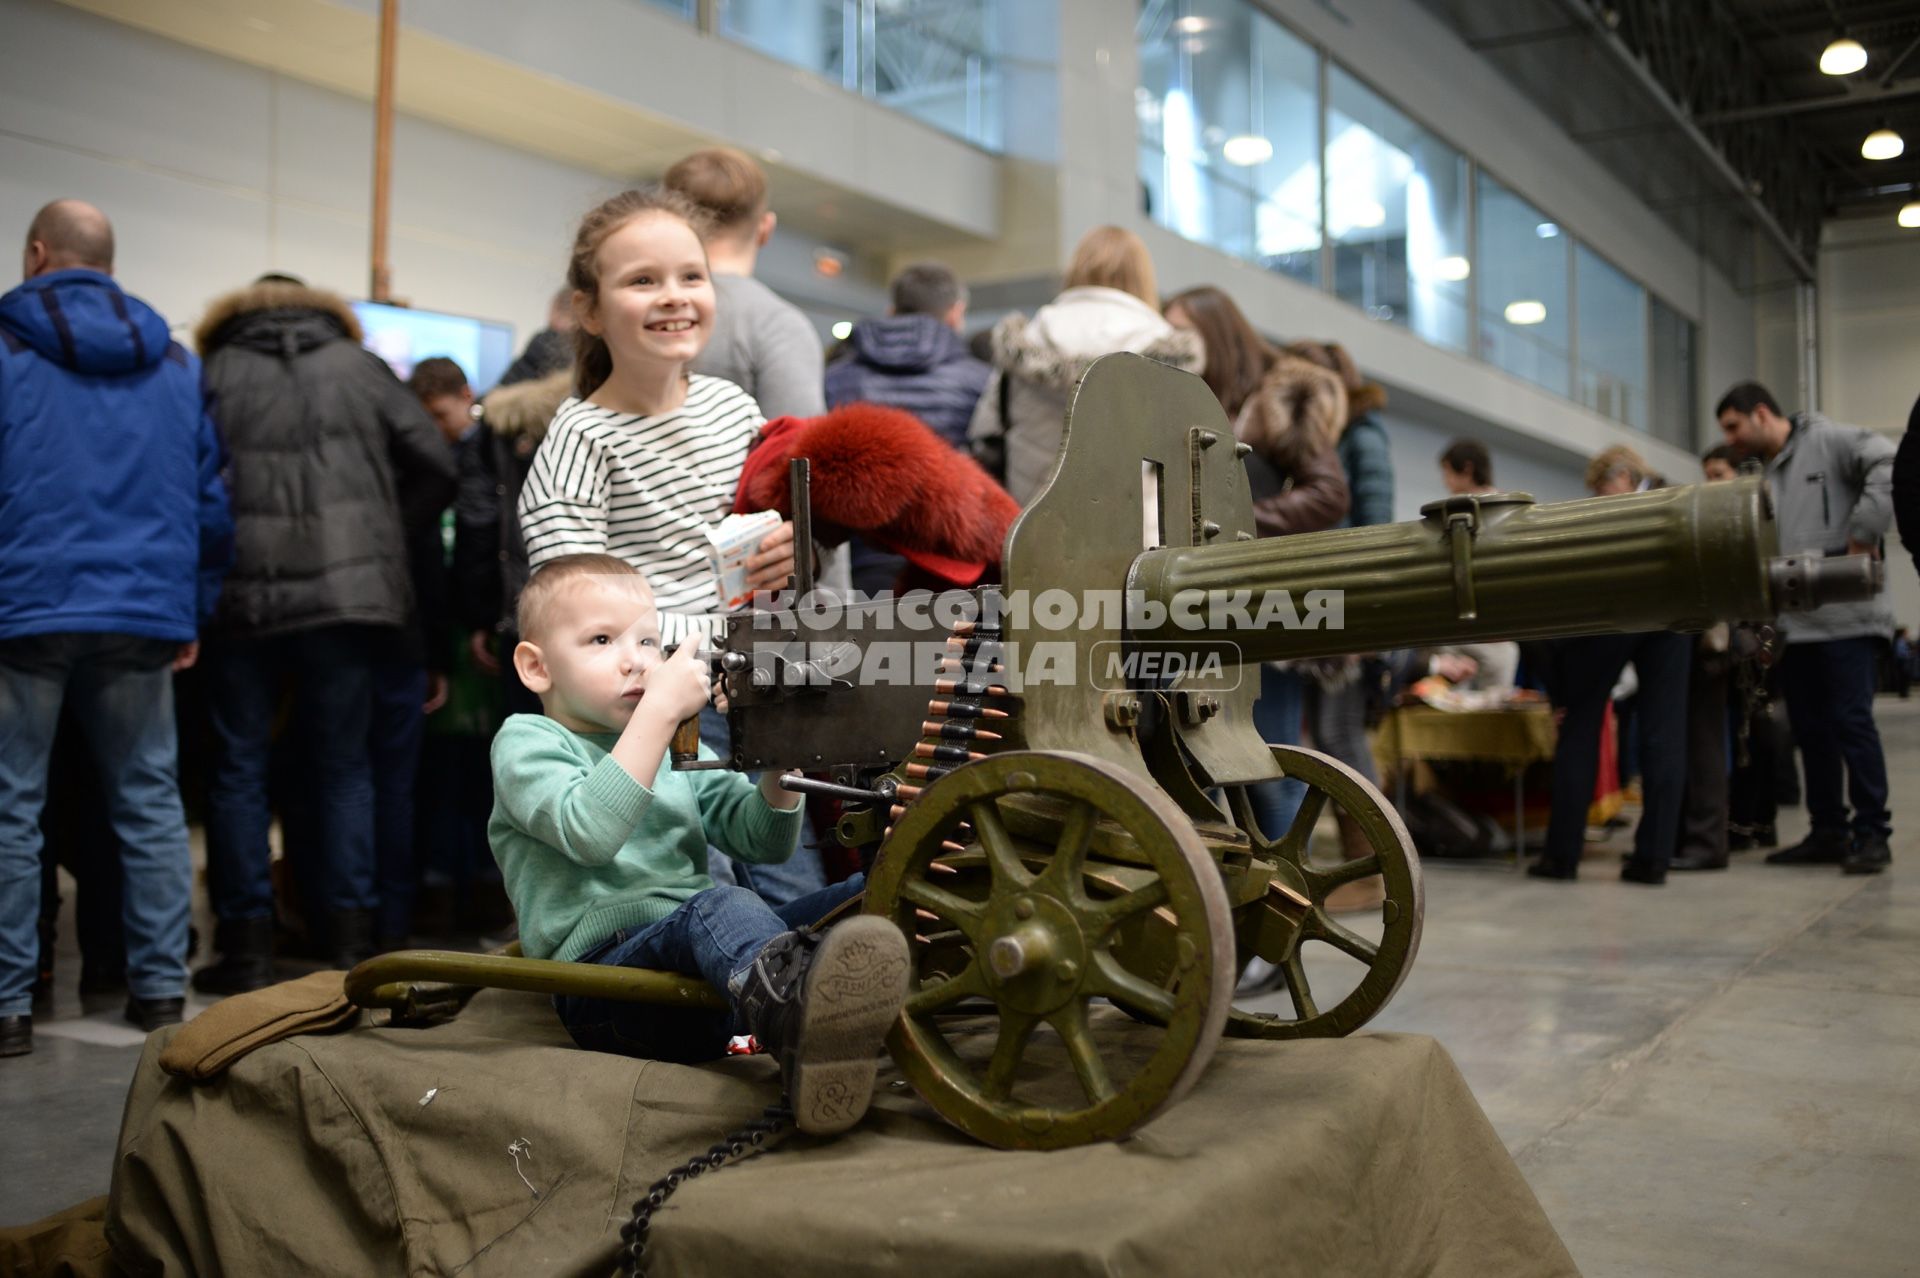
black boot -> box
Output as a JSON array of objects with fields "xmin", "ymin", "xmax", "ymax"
[
  {"xmin": 1842, "ymin": 835, "xmax": 1891, "ymax": 875},
  {"xmin": 327, "ymin": 909, "xmax": 376, "ymax": 972},
  {"xmin": 736, "ymin": 917, "xmax": 910, "ymax": 1136},
  {"xmin": 1765, "ymin": 829, "xmax": 1852, "ymax": 866},
  {"xmin": 124, "ymin": 996, "xmax": 186, "ymax": 1032},
  {"xmin": 0, "ymin": 1015, "xmax": 30, "ymax": 1058},
  {"xmin": 192, "ymin": 915, "xmax": 276, "ymax": 995}
]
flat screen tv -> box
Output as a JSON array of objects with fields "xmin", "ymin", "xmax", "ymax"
[{"xmin": 352, "ymin": 301, "xmax": 516, "ymax": 394}]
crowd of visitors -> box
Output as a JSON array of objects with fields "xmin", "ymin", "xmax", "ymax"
[{"xmin": 1, "ymin": 144, "xmax": 1914, "ymax": 1061}]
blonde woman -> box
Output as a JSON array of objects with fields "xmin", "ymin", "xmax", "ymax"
[{"xmin": 969, "ymin": 226, "xmax": 1202, "ymax": 504}]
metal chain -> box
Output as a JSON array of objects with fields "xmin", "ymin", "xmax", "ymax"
[{"xmin": 616, "ymin": 1104, "xmax": 795, "ymax": 1278}]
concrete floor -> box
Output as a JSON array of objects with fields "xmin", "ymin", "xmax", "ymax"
[{"xmin": 4, "ymin": 699, "xmax": 1917, "ymax": 1277}]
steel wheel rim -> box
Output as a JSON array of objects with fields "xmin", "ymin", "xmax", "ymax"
[{"xmin": 866, "ymin": 751, "xmax": 1235, "ymax": 1149}]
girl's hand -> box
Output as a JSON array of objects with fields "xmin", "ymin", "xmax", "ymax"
[
  {"xmin": 745, "ymin": 520, "xmax": 798, "ymax": 592},
  {"xmin": 637, "ymin": 633, "xmax": 712, "ymax": 725}
]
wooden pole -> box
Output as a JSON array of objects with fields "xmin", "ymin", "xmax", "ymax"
[{"xmin": 369, "ymin": 0, "xmax": 398, "ymax": 302}]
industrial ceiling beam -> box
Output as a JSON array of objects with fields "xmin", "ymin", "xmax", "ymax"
[
  {"xmin": 1693, "ymin": 79, "xmax": 1920, "ymax": 125},
  {"xmin": 1554, "ymin": 0, "xmax": 1818, "ymax": 281}
]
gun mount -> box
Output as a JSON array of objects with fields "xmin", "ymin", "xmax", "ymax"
[{"xmin": 351, "ymin": 354, "xmax": 1878, "ymax": 1151}]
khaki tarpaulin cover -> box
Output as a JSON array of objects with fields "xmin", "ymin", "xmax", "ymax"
[{"xmin": 105, "ymin": 989, "xmax": 1577, "ymax": 1277}]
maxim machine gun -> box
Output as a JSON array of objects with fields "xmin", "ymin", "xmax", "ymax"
[{"xmin": 350, "ymin": 355, "xmax": 1876, "ymax": 1151}]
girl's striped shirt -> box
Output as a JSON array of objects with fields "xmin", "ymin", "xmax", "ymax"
[{"xmin": 518, "ymin": 375, "xmax": 764, "ymax": 644}]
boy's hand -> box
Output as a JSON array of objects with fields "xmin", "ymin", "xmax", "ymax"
[
  {"xmin": 637, "ymin": 633, "xmax": 712, "ymax": 725},
  {"xmin": 745, "ymin": 520, "xmax": 798, "ymax": 592}
]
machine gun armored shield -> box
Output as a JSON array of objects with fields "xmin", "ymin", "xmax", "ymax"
[{"xmin": 350, "ymin": 354, "xmax": 1878, "ymax": 1150}]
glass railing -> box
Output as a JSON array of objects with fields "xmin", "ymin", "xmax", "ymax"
[
  {"xmin": 717, "ymin": 0, "xmax": 1002, "ymax": 151},
  {"xmin": 1136, "ymin": 0, "xmax": 1699, "ymax": 445}
]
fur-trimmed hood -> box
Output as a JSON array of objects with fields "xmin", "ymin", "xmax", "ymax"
[
  {"xmin": 1345, "ymin": 381, "xmax": 1388, "ymax": 422},
  {"xmin": 195, "ymin": 282, "xmax": 362, "ymax": 357},
  {"xmin": 480, "ymin": 370, "xmax": 571, "ymax": 446},
  {"xmin": 990, "ymin": 286, "xmax": 1203, "ymax": 390},
  {"xmin": 1236, "ymin": 352, "xmax": 1347, "ymax": 467}
]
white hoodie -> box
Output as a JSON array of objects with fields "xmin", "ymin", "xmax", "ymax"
[{"xmin": 969, "ymin": 286, "xmax": 1204, "ymax": 505}]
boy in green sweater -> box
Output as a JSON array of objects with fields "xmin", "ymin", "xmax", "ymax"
[{"xmin": 489, "ymin": 553, "xmax": 908, "ymax": 1134}]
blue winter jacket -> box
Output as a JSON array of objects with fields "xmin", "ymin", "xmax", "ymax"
[
  {"xmin": 0, "ymin": 269, "xmax": 233, "ymax": 642},
  {"xmin": 824, "ymin": 314, "xmax": 990, "ymax": 450}
]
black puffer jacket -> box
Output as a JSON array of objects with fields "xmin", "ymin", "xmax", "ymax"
[
  {"xmin": 452, "ymin": 370, "xmax": 568, "ymax": 636},
  {"xmin": 196, "ymin": 282, "xmax": 456, "ymax": 638}
]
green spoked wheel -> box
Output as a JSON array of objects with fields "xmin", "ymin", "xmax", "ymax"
[
  {"xmin": 865, "ymin": 751, "xmax": 1235, "ymax": 1150},
  {"xmin": 1219, "ymin": 745, "xmax": 1424, "ymax": 1040}
]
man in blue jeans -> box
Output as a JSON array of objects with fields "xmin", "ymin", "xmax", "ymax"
[
  {"xmin": 0, "ymin": 200, "xmax": 233, "ymax": 1057},
  {"xmin": 1718, "ymin": 382, "xmax": 1897, "ymax": 874}
]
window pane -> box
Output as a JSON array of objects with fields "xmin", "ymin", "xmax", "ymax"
[
  {"xmin": 720, "ymin": 0, "xmax": 851, "ymax": 86},
  {"xmin": 1649, "ymin": 295, "xmax": 1697, "ymax": 449},
  {"xmin": 1249, "ymin": 14, "xmax": 1320, "ymax": 284},
  {"xmin": 1476, "ymin": 172, "xmax": 1569, "ymax": 395},
  {"xmin": 1327, "ymin": 66, "xmax": 1469, "ymax": 351},
  {"xmin": 872, "ymin": 1, "xmax": 1003, "ymax": 150},
  {"xmin": 1136, "ymin": 0, "xmax": 1319, "ymax": 285},
  {"xmin": 1574, "ymin": 244, "xmax": 1648, "ymax": 431},
  {"xmin": 721, "ymin": 0, "xmax": 1003, "ymax": 151}
]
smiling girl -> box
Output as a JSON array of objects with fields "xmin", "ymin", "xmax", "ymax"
[{"xmin": 517, "ymin": 188, "xmax": 795, "ymax": 648}]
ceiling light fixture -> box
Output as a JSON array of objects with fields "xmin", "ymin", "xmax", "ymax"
[
  {"xmin": 1535, "ymin": 221, "xmax": 1561, "ymax": 239},
  {"xmin": 1434, "ymin": 255, "xmax": 1471, "ymax": 281},
  {"xmin": 1222, "ymin": 134, "xmax": 1273, "ymax": 166},
  {"xmin": 831, "ymin": 321, "xmax": 853, "ymax": 340},
  {"xmin": 1819, "ymin": 36, "xmax": 1867, "ymax": 76},
  {"xmin": 1862, "ymin": 125, "xmax": 1905, "ymax": 161},
  {"xmin": 1504, "ymin": 300, "xmax": 1547, "ymax": 325},
  {"xmin": 1899, "ymin": 202, "xmax": 1920, "ymax": 229}
]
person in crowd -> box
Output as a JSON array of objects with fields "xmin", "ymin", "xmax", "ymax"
[
  {"xmin": 663, "ymin": 150, "xmax": 844, "ymax": 894},
  {"xmin": 517, "ymin": 187, "xmax": 839, "ymax": 907},
  {"xmin": 193, "ymin": 273, "xmax": 455, "ymax": 990},
  {"xmin": 1285, "ymin": 340, "xmax": 1399, "ymax": 899},
  {"xmin": 1718, "ymin": 382, "xmax": 1897, "ymax": 874},
  {"xmin": 1429, "ymin": 438, "xmax": 1518, "ymax": 691},
  {"xmin": 1896, "ymin": 392, "xmax": 1919, "ymax": 581},
  {"xmin": 1892, "ymin": 627, "xmax": 1912, "ymax": 700},
  {"xmin": 970, "ymin": 226, "xmax": 1202, "ymax": 504},
  {"xmin": 488, "ymin": 554, "xmax": 906, "ymax": 1133},
  {"xmin": 1671, "ymin": 447, "xmax": 1744, "ymax": 872},
  {"xmin": 1439, "ymin": 438, "xmax": 1493, "ymax": 495},
  {"xmin": 1160, "ymin": 286, "xmax": 1351, "ymax": 917},
  {"xmin": 1587, "ymin": 444, "xmax": 1658, "ymax": 495},
  {"xmin": 1291, "ymin": 341, "xmax": 1393, "ymax": 528},
  {"xmin": 457, "ymin": 371, "xmax": 568, "ymax": 718},
  {"xmin": 496, "ymin": 286, "xmax": 577, "ymax": 388},
  {"xmin": 663, "ymin": 147, "xmax": 826, "ymax": 421},
  {"xmin": 1702, "ymin": 442, "xmax": 1742, "ymax": 483},
  {"xmin": 825, "ymin": 261, "xmax": 991, "ymax": 594},
  {"xmin": 1702, "ymin": 444, "xmax": 1787, "ymax": 849},
  {"xmin": 0, "ymin": 199, "xmax": 233, "ymax": 1055},
  {"xmin": 1532, "ymin": 446, "xmax": 1690, "ymax": 886}
]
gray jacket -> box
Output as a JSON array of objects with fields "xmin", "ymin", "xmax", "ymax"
[{"xmin": 1766, "ymin": 411, "xmax": 1896, "ymax": 644}]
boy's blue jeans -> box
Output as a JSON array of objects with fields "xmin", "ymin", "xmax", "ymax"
[
  {"xmin": 0, "ymin": 634, "xmax": 193, "ymax": 1016},
  {"xmin": 555, "ymin": 873, "xmax": 865, "ymax": 1063}
]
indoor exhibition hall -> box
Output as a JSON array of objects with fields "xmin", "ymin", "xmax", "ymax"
[{"xmin": 1, "ymin": 0, "xmax": 1917, "ymax": 1274}]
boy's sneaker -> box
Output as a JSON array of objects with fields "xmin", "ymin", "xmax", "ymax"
[{"xmin": 736, "ymin": 916, "xmax": 910, "ymax": 1136}]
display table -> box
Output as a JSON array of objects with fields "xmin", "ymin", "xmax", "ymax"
[
  {"xmin": 1375, "ymin": 704, "xmax": 1559, "ymax": 864},
  {"xmin": 105, "ymin": 988, "xmax": 1576, "ymax": 1277}
]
